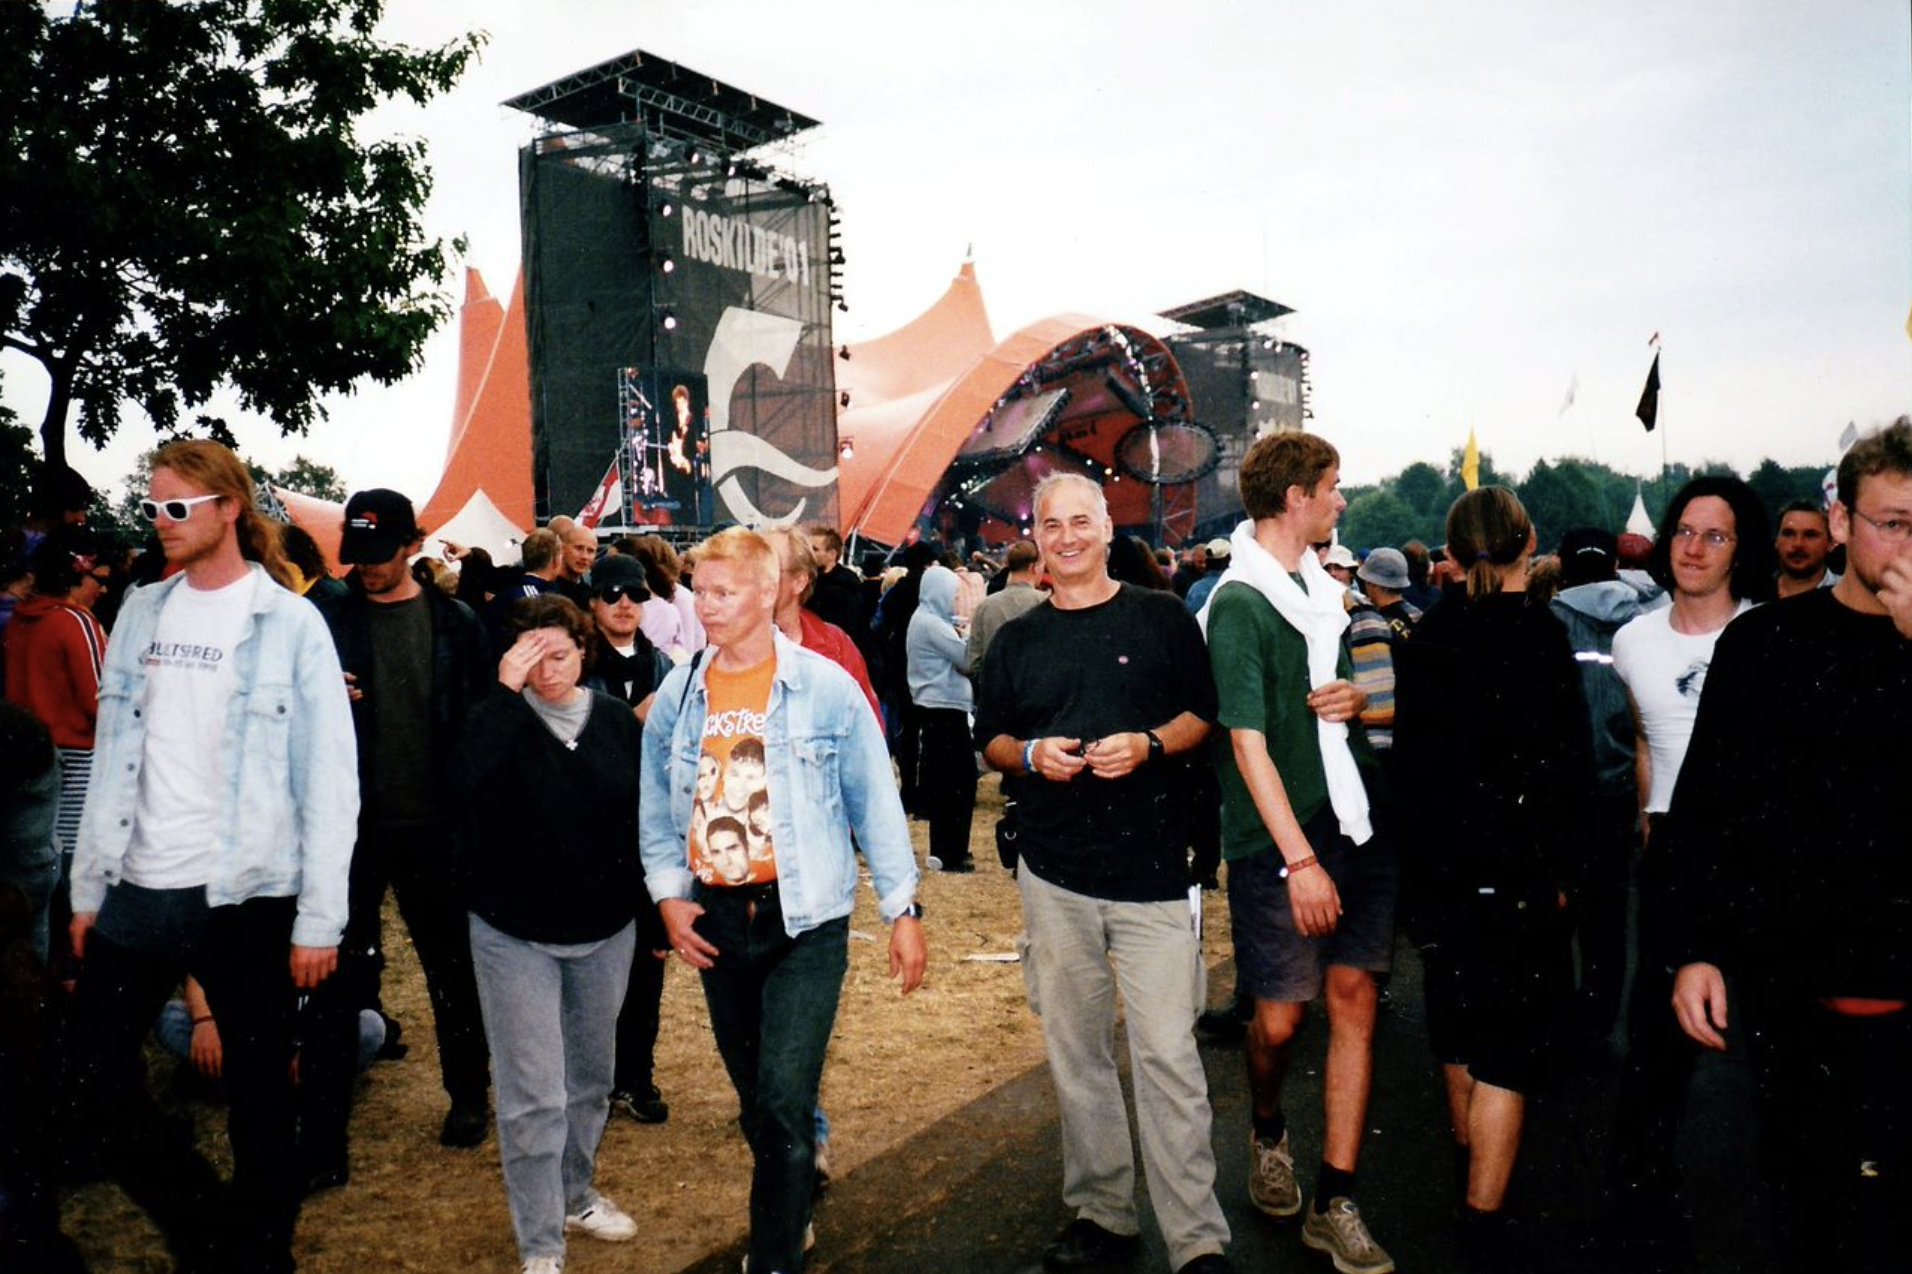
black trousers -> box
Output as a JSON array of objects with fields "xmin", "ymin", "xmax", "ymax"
[
  {"xmin": 64, "ymin": 894, "xmax": 303, "ymax": 1272},
  {"xmin": 915, "ymin": 707, "xmax": 977, "ymax": 866},
  {"xmin": 1613, "ymin": 845, "xmax": 1701, "ymax": 1195},
  {"xmin": 613, "ymin": 905, "xmax": 669, "ymax": 1094},
  {"xmin": 1742, "ymin": 980, "xmax": 1912, "ymax": 1273},
  {"xmin": 1570, "ymin": 791, "xmax": 1634, "ymax": 1042},
  {"xmin": 302, "ymin": 822, "xmax": 489, "ymax": 1162}
]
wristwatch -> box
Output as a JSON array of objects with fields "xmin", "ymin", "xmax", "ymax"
[
  {"xmin": 899, "ymin": 902, "xmax": 925, "ymax": 920},
  {"xmin": 1145, "ymin": 730, "xmax": 1164, "ymax": 762}
]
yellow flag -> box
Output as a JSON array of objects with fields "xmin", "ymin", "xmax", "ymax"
[
  {"xmin": 1461, "ymin": 426, "xmax": 1480, "ymax": 491},
  {"xmin": 1904, "ymin": 301, "xmax": 1912, "ymax": 343}
]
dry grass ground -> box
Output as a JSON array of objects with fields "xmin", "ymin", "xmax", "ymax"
[{"xmin": 63, "ymin": 773, "xmax": 1236, "ymax": 1273}]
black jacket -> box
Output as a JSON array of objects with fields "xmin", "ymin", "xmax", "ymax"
[{"xmin": 317, "ymin": 580, "xmax": 494, "ymax": 827}]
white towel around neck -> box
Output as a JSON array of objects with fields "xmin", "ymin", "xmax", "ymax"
[{"xmin": 1197, "ymin": 520, "xmax": 1373, "ymax": 846}]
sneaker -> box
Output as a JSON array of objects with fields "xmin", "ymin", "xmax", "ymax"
[
  {"xmin": 813, "ymin": 1138, "xmax": 832, "ymax": 1191},
  {"xmin": 521, "ymin": 1258, "xmax": 563, "ymax": 1274},
  {"xmin": 926, "ymin": 855, "xmax": 944, "ymax": 871},
  {"xmin": 1301, "ymin": 1197, "xmax": 1395, "ymax": 1274},
  {"xmin": 610, "ymin": 1085, "xmax": 670, "ymax": 1123},
  {"xmin": 565, "ymin": 1196, "xmax": 638, "ymax": 1243},
  {"xmin": 1248, "ymin": 1130, "xmax": 1302, "ymax": 1218}
]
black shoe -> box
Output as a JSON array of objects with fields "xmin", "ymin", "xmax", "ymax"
[
  {"xmin": 302, "ymin": 1160, "xmax": 349, "ymax": 1197},
  {"xmin": 374, "ymin": 1014, "xmax": 409, "ymax": 1061},
  {"xmin": 439, "ymin": 1102, "xmax": 489, "ymax": 1148},
  {"xmin": 1177, "ymin": 1257, "xmax": 1231, "ymax": 1274},
  {"xmin": 1043, "ymin": 1218, "xmax": 1140, "ymax": 1270},
  {"xmin": 1196, "ymin": 1008, "xmax": 1248, "ymax": 1042},
  {"xmin": 611, "ymin": 1085, "xmax": 670, "ymax": 1124}
]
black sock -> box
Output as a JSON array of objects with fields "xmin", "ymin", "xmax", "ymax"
[
  {"xmin": 1315, "ymin": 1163, "xmax": 1355, "ymax": 1211},
  {"xmin": 1252, "ymin": 1109, "xmax": 1286, "ymax": 1144}
]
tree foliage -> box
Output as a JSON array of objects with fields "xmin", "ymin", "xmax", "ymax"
[
  {"xmin": 0, "ymin": 1, "xmax": 482, "ymax": 477},
  {"xmin": 1337, "ymin": 451, "xmax": 1834, "ymax": 552}
]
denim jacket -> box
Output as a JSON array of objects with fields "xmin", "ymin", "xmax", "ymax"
[
  {"xmin": 640, "ymin": 630, "xmax": 916, "ymax": 936},
  {"xmin": 72, "ymin": 565, "xmax": 360, "ymax": 948}
]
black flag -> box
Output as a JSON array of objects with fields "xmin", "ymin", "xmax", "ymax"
[{"xmin": 1635, "ymin": 352, "xmax": 1661, "ymax": 432}]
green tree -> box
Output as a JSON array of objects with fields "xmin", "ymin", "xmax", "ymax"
[
  {"xmin": 1341, "ymin": 489, "xmax": 1423, "ymax": 551},
  {"xmin": 0, "ymin": 400, "xmax": 32, "ymax": 529},
  {"xmin": 269, "ymin": 455, "xmax": 347, "ymax": 502},
  {"xmin": 1393, "ymin": 461, "xmax": 1448, "ymax": 518},
  {"xmin": 0, "ymin": 2, "xmax": 482, "ymax": 483},
  {"xmin": 1518, "ymin": 459, "xmax": 1609, "ymax": 547}
]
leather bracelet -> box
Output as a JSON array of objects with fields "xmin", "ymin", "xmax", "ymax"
[
  {"xmin": 1022, "ymin": 738, "xmax": 1039, "ymax": 775},
  {"xmin": 1278, "ymin": 855, "xmax": 1319, "ymax": 879},
  {"xmin": 191, "ymin": 1015, "xmax": 213, "ymax": 1026}
]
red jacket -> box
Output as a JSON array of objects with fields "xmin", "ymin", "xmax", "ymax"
[
  {"xmin": 3, "ymin": 594, "xmax": 107, "ymax": 749},
  {"xmin": 798, "ymin": 608, "xmax": 881, "ymax": 722}
]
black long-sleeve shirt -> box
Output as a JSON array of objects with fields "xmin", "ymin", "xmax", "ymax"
[{"xmin": 1663, "ymin": 589, "xmax": 1912, "ymax": 998}]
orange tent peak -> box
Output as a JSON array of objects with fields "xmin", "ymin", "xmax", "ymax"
[{"xmin": 463, "ymin": 267, "xmax": 494, "ymax": 307}]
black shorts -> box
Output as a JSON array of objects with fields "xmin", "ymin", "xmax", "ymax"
[
  {"xmin": 1421, "ymin": 891, "xmax": 1571, "ymax": 1093},
  {"xmin": 1226, "ymin": 809, "xmax": 1399, "ymax": 1004}
]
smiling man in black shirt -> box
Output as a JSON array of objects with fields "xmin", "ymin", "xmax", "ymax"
[{"xmin": 975, "ymin": 473, "xmax": 1230, "ymax": 1274}]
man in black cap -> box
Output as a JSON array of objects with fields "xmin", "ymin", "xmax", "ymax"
[{"xmin": 305, "ymin": 489, "xmax": 496, "ymax": 1184}]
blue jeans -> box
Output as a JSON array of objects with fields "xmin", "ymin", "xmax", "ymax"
[
  {"xmin": 468, "ymin": 914, "xmax": 635, "ymax": 1264},
  {"xmin": 695, "ymin": 884, "xmax": 848, "ymax": 1274}
]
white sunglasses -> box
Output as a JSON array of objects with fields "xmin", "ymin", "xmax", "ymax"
[{"xmin": 139, "ymin": 494, "xmax": 225, "ymax": 522}]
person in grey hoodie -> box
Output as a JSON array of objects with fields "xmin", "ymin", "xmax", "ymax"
[
  {"xmin": 1548, "ymin": 528, "xmax": 1647, "ymax": 1047},
  {"xmin": 907, "ymin": 564, "xmax": 977, "ymax": 872}
]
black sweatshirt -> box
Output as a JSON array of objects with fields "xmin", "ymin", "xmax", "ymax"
[
  {"xmin": 449, "ymin": 690, "xmax": 643, "ymax": 945},
  {"xmin": 1662, "ymin": 589, "xmax": 1912, "ymax": 998}
]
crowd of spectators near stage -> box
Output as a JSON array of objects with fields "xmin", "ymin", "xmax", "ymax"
[{"xmin": 2, "ymin": 418, "xmax": 1909, "ymax": 1274}]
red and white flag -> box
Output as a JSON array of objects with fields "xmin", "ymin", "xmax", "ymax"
[{"xmin": 577, "ymin": 457, "xmax": 621, "ymax": 529}]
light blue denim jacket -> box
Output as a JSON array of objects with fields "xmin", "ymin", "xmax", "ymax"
[
  {"xmin": 72, "ymin": 565, "xmax": 360, "ymax": 948},
  {"xmin": 640, "ymin": 630, "xmax": 917, "ymax": 935}
]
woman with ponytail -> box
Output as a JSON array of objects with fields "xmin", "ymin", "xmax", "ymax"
[{"xmin": 1393, "ymin": 485, "xmax": 1597, "ymax": 1270}]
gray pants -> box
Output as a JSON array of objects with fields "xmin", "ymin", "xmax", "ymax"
[
  {"xmin": 1017, "ymin": 868, "xmax": 1230, "ymax": 1269},
  {"xmin": 469, "ymin": 914, "xmax": 635, "ymax": 1263}
]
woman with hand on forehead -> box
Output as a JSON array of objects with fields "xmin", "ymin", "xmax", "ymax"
[{"xmin": 450, "ymin": 594, "xmax": 648, "ymax": 1274}]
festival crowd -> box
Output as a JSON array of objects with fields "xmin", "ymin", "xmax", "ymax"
[{"xmin": 2, "ymin": 420, "xmax": 1909, "ymax": 1274}]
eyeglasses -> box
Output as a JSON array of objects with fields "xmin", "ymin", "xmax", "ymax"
[
  {"xmin": 1671, "ymin": 525, "xmax": 1735, "ymax": 549},
  {"xmin": 139, "ymin": 494, "xmax": 224, "ymax": 522},
  {"xmin": 595, "ymin": 584, "xmax": 644, "ymax": 605},
  {"xmin": 1852, "ymin": 509, "xmax": 1912, "ymax": 544}
]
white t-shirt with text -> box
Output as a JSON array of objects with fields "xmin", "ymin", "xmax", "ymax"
[{"xmin": 121, "ymin": 573, "xmax": 257, "ymax": 889}]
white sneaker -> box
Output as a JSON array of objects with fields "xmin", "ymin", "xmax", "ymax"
[
  {"xmin": 564, "ymin": 1195, "xmax": 637, "ymax": 1242},
  {"xmin": 521, "ymin": 1257, "xmax": 563, "ymax": 1274},
  {"xmin": 926, "ymin": 855, "xmax": 944, "ymax": 871}
]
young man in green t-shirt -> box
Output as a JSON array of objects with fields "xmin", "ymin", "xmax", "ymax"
[{"xmin": 1199, "ymin": 432, "xmax": 1398, "ymax": 1274}]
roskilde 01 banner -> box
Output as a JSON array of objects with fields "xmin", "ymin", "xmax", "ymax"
[{"xmin": 522, "ymin": 121, "xmax": 840, "ymax": 529}]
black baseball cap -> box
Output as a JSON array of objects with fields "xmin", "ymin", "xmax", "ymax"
[{"xmin": 339, "ymin": 489, "xmax": 420, "ymax": 565}]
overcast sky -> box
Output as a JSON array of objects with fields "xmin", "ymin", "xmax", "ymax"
[{"xmin": 10, "ymin": 0, "xmax": 1910, "ymax": 503}]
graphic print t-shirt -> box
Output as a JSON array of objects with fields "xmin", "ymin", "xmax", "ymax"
[
  {"xmin": 123, "ymin": 573, "xmax": 257, "ymax": 889},
  {"xmin": 689, "ymin": 656, "xmax": 778, "ymax": 888}
]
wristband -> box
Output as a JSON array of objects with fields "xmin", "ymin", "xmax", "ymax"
[
  {"xmin": 191, "ymin": 1015, "xmax": 214, "ymax": 1026},
  {"xmin": 1278, "ymin": 855, "xmax": 1319, "ymax": 880},
  {"xmin": 1022, "ymin": 738, "xmax": 1039, "ymax": 775}
]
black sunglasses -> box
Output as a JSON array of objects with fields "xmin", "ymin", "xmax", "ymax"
[{"xmin": 596, "ymin": 584, "xmax": 644, "ymax": 605}]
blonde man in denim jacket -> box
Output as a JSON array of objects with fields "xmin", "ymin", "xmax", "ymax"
[
  {"xmin": 641, "ymin": 527, "xmax": 923, "ymax": 1274},
  {"xmin": 66, "ymin": 440, "xmax": 357, "ymax": 1274}
]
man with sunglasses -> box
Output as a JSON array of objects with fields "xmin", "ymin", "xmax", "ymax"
[
  {"xmin": 1667, "ymin": 420, "xmax": 1912, "ymax": 1273},
  {"xmin": 581, "ymin": 552, "xmax": 676, "ymax": 1127},
  {"xmin": 305, "ymin": 488, "xmax": 496, "ymax": 1183},
  {"xmin": 68, "ymin": 439, "xmax": 357, "ymax": 1272}
]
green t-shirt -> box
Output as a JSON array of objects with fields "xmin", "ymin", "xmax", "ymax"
[{"xmin": 1205, "ymin": 579, "xmax": 1375, "ymax": 861}]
